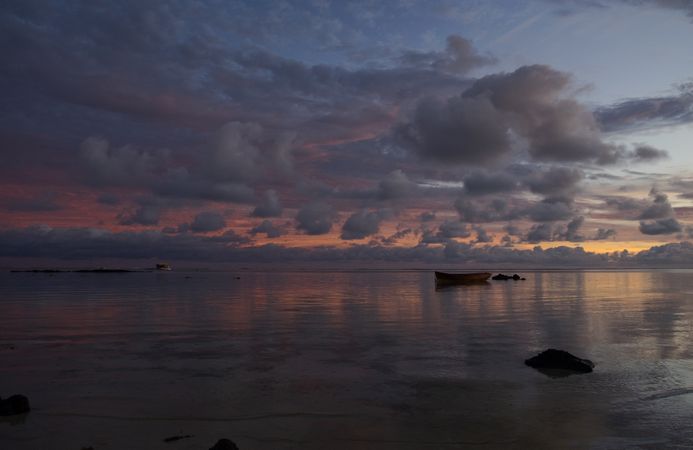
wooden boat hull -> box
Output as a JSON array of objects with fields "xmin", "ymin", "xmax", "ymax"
[{"xmin": 434, "ymin": 271, "xmax": 491, "ymax": 285}]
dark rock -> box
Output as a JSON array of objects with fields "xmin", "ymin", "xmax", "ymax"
[
  {"xmin": 525, "ymin": 349, "xmax": 595, "ymax": 377},
  {"xmin": 163, "ymin": 434, "xmax": 193, "ymax": 443},
  {"xmin": 0, "ymin": 394, "xmax": 31, "ymax": 416},
  {"xmin": 210, "ymin": 438, "xmax": 239, "ymax": 450},
  {"xmin": 492, "ymin": 273, "xmax": 512, "ymax": 280},
  {"xmin": 492, "ymin": 273, "xmax": 525, "ymax": 281}
]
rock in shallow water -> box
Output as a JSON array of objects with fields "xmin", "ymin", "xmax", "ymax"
[
  {"xmin": 525, "ymin": 349, "xmax": 595, "ymax": 377},
  {"xmin": 210, "ymin": 438, "xmax": 239, "ymax": 450},
  {"xmin": 492, "ymin": 273, "xmax": 526, "ymax": 281},
  {"xmin": 163, "ymin": 434, "xmax": 193, "ymax": 442},
  {"xmin": 0, "ymin": 395, "xmax": 31, "ymax": 416}
]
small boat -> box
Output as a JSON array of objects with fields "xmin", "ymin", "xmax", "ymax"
[
  {"xmin": 434, "ymin": 271, "xmax": 491, "ymax": 285},
  {"xmin": 156, "ymin": 263, "xmax": 172, "ymax": 271}
]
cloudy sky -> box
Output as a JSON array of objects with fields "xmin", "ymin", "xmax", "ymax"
[{"xmin": 3, "ymin": 0, "xmax": 693, "ymax": 266}]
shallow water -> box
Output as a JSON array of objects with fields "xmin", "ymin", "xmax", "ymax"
[{"xmin": 1, "ymin": 270, "xmax": 692, "ymax": 449}]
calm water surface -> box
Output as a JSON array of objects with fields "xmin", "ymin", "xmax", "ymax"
[{"xmin": 1, "ymin": 270, "xmax": 692, "ymax": 449}]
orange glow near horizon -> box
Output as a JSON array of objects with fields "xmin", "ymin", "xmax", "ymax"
[{"xmin": 0, "ymin": 180, "xmax": 684, "ymax": 257}]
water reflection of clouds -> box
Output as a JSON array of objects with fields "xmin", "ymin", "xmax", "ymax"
[{"xmin": 1, "ymin": 270, "xmax": 693, "ymax": 447}]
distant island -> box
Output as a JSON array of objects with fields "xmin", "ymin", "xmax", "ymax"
[
  {"xmin": 11, "ymin": 268, "xmax": 140, "ymax": 273},
  {"xmin": 11, "ymin": 264, "xmax": 172, "ymax": 273}
]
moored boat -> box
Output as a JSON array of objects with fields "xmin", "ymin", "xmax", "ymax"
[
  {"xmin": 434, "ymin": 271, "xmax": 491, "ymax": 285},
  {"xmin": 156, "ymin": 263, "xmax": 172, "ymax": 271}
]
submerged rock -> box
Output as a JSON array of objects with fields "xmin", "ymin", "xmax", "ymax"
[
  {"xmin": 525, "ymin": 349, "xmax": 595, "ymax": 377},
  {"xmin": 210, "ymin": 439, "xmax": 239, "ymax": 450},
  {"xmin": 163, "ymin": 434, "xmax": 193, "ymax": 442},
  {"xmin": 0, "ymin": 395, "xmax": 31, "ymax": 416}
]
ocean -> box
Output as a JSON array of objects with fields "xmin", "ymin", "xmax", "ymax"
[{"xmin": 1, "ymin": 269, "xmax": 692, "ymax": 449}]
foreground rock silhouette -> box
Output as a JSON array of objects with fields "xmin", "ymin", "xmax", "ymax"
[
  {"xmin": 210, "ymin": 439, "xmax": 239, "ymax": 450},
  {"xmin": 525, "ymin": 349, "xmax": 595, "ymax": 378},
  {"xmin": 0, "ymin": 395, "xmax": 31, "ymax": 416}
]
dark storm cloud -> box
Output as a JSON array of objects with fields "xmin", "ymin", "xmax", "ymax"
[
  {"xmin": 526, "ymin": 199, "xmax": 575, "ymax": 222},
  {"xmin": 117, "ymin": 204, "xmax": 161, "ymax": 226},
  {"xmin": 523, "ymin": 166, "xmax": 584, "ymax": 198},
  {"xmin": 251, "ymin": 190, "xmax": 283, "ymax": 218},
  {"xmin": 397, "ymin": 65, "xmax": 625, "ymax": 166},
  {"xmin": 330, "ymin": 170, "xmax": 425, "ymax": 203},
  {"xmin": 155, "ymin": 175, "xmax": 255, "ymax": 204},
  {"xmin": 395, "ymin": 95, "xmax": 509, "ymax": 165},
  {"xmin": 623, "ymin": 0, "xmax": 693, "ymax": 19},
  {"xmin": 463, "ymin": 171, "xmax": 518, "ymax": 196},
  {"xmin": 455, "ymin": 165, "xmax": 584, "ymax": 227},
  {"xmin": 203, "ymin": 122, "xmax": 296, "ymax": 184},
  {"xmin": 419, "ymin": 229, "xmax": 448, "ymax": 245},
  {"xmin": 442, "ymin": 239, "xmax": 473, "ymax": 259},
  {"xmin": 1, "ymin": 0, "xmax": 688, "ymax": 261},
  {"xmin": 463, "ymin": 65, "xmax": 623, "ymax": 164},
  {"xmin": 629, "ymin": 145, "xmax": 669, "ymax": 162},
  {"xmin": 603, "ymin": 196, "xmax": 648, "ymax": 212},
  {"xmin": 639, "ymin": 217, "xmax": 683, "ymax": 235},
  {"xmin": 523, "ymin": 216, "xmax": 613, "ymax": 243},
  {"xmin": 595, "ymin": 88, "xmax": 693, "ymax": 132},
  {"xmin": 380, "ymin": 228, "xmax": 414, "ymax": 245},
  {"xmin": 526, "ymin": 223, "xmax": 554, "ymax": 244},
  {"xmin": 437, "ymin": 220, "xmax": 471, "ymax": 238},
  {"xmin": 593, "ymin": 228, "xmax": 617, "ymax": 240},
  {"xmin": 78, "ymin": 122, "xmax": 293, "ymax": 205},
  {"xmin": 249, "ymin": 219, "xmax": 284, "ymax": 238},
  {"xmin": 553, "ymin": 0, "xmax": 693, "ymax": 20},
  {"xmin": 454, "ymin": 197, "xmax": 522, "ymax": 223},
  {"xmin": 97, "ymin": 193, "xmax": 120, "ymax": 206},
  {"xmin": 207, "ymin": 229, "xmax": 252, "ymax": 245},
  {"xmin": 682, "ymin": 226, "xmax": 693, "ymax": 240},
  {"xmin": 556, "ymin": 216, "xmax": 585, "ymax": 242},
  {"xmin": 399, "ymin": 35, "xmax": 496, "ymax": 74},
  {"xmin": 341, "ymin": 210, "xmax": 385, "ymax": 240},
  {"xmin": 473, "ymin": 226, "xmax": 493, "ymax": 243},
  {"xmin": 504, "ymin": 224, "xmax": 522, "ymax": 236},
  {"xmin": 523, "ymin": 216, "xmax": 582, "ymax": 243},
  {"xmin": 296, "ymin": 202, "xmax": 336, "ymax": 235},
  {"xmin": 637, "ymin": 188, "xmax": 682, "ymax": 235},
  {"xmin": 4, "ymin": 192, "xmax": 62, "ymax": 212},
  {"xmin": 2, "ymin": 1, "xmax": 482, "ymax": 191},
  {"xmin": 420, "ymin": 211, "xmax": 437, "ymax": 222},
  {"xmin": 638, "ymin": 189, "xmax": 675, "ymax": 220},
  {"xmin": 189, "ymin": 211, "xmax": 226, "ymax": 233},
  {"xmin": 376, "ymin": 170, "xmax": 420, "ymax": 200},
  {"xmin": 79, "ymin": 137, "xmax": 171, "ymax": 187}
]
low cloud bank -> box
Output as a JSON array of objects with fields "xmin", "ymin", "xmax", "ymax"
[{"xmin": 1, "ymin": 225, "xmax": 692, "ymax": 267}]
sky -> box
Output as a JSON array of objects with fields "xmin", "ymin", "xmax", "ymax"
[{"xmin": 2, "ymin": 0, "xmax": 693, "ymax": 267}]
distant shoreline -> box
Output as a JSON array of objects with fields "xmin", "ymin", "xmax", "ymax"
[
  {"xmin": 10, "ymin": 268, "xmax": 150, "ymax": 273},
  {"xmin": 8, "ymin": 266, "xmax": 693, "ymax": 274}
]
